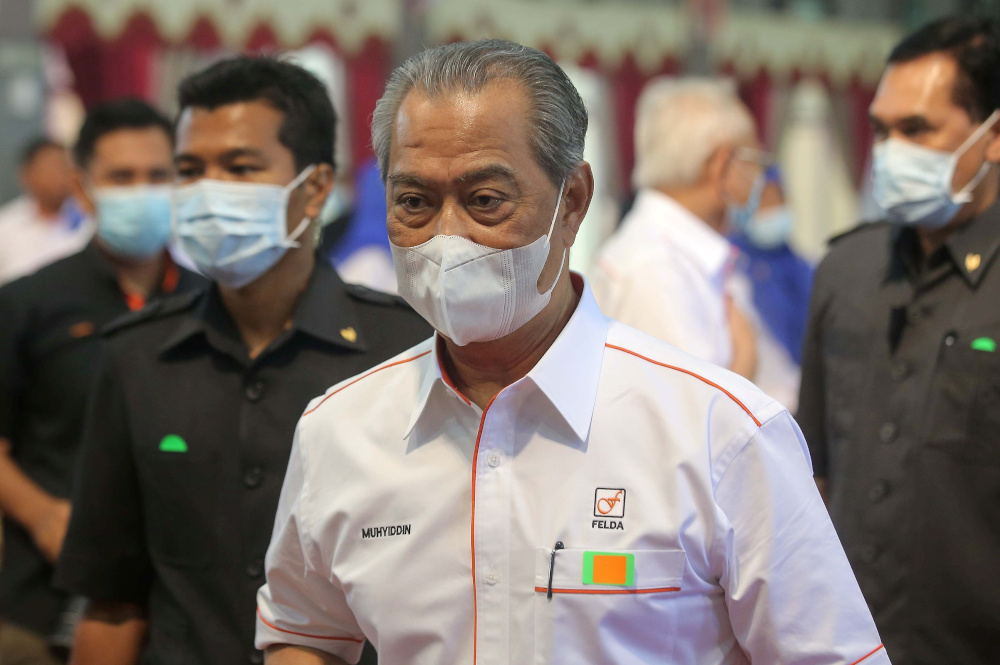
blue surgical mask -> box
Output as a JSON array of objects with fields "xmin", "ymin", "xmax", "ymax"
[
  {"xmin": 172, "ymin": 166, "xmax": 316, "ymax": 288},
  {"xmin": 94, "ymin": 185, "xmax": 173, "ymax": 259},
  {"xmin": 728, "ymin": 170, "xmax": 766, "ymax": 233},
  {"xmin": 744, "ymin": 205, "xmax": 794, "ymax": 249},
  {"xmin": 873, "ymin": 110, "xmax": 999, "ymax": 228}
]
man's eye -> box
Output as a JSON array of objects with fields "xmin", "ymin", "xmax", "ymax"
[
  {"xmin": 229, "ymin": 164, "xmax": 261, "ymax": 176},
  {"xmin": 399, "ymin": 196, "xmax": 425, "ymax": 210},
  {"xmin": 176, "ymin": 167, "xmax": 201, "ymax": 179},
  {"xmin": 471, "ymin": 195, "xmax": 501, "ymax": 207}
]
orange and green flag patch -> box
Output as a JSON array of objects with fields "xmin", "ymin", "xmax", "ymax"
[{"xmin": 582, "ymin": 551, "xmax": 634, "ymax": 586}]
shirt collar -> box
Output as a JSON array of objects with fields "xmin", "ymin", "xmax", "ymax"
[
  {"xmin": 404, "ymin": 272, "xmax": 609, "ymax": 445},
  {"xmin": 944, "ymin": 200, "xmax": 1000, "ymax": 287},
  {"xmin": 159, "ymin": 257, "xmax": 368, "ymax": 359},
  {"xmin": 82, "ymin": 240, "xmax": 184, "ymax": 305},
  {"xmin": 633, "ymin": 188, "xmax": 733, "ymax": 279},
  {"xmin": 890, "ymin": 201, "xmax": 1000, "ymax": 288}
]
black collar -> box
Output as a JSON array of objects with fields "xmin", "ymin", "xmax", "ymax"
[
  {"xmin": 890, "ymin": 200, "xmax": 1000, "ymax": 288},
  {"xmin": 159, "ymin": 258, "xmax": 368, "ymax": 361},
  {"xmin": 943, "ymin": 200, "xmax": 1000, "ymax": 287}
]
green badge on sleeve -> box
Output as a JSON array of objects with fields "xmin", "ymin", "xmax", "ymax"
[
  {"xmin": 971, "ymin": 337, "xmax": 997, "ymax": 353},
  {"xmin": 159, "ymin": 434, "xmax": 188, "ymax": 453}
]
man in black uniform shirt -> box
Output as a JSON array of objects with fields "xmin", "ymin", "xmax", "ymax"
[
  {"xmin": 798, "ymin": 17, "xmax": 1000, "ymax": 665},
  {"xmin": 54, "ymin": 57, "xmax": 430, "ymax": 665},
  {"xmin": 0, "ymin": 100, "xmax": 204, "ymax": 664}
]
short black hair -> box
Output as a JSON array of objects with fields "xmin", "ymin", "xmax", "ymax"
[
  {"xmin": 177, "ymin": 56, "xmax": 336, "ymax": 171},
  {"xmin": 20, "ymin": 137, "xmax": 64, "ymax": 168},
  {"xmin": 74, "ymin": 98, "xmax": 173, "ymax": 167},
  {"xmin": 888, "ymin": 16, "xmax": 1000, "ymax": 122}
]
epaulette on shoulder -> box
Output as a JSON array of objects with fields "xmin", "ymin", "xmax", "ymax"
[
  {"xmin": 344, "ymin": 282, "xmax": 410, "ymax": 309},
  {"xmin": 827, "ymin": 220, "xmax": 891, "ymax": 247},
  {"xmin": 101, "ymin": 290, "xmax": 203, "ymax": 337}
]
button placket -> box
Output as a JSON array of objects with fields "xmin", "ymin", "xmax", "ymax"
[
  {"xmin": 879, "ymin": 422, "xmax": 898, "ymax": 443},
  {"xmin": 244, "ymin": 378, "xmax": 265, "ymax": 403},
  {"xmin": 472, "ymin": 397, "xmax": 511, "ymax": 665},
  {"xmin": 243, "ymin": 466, "xmax": 263, "ymax": 489}
]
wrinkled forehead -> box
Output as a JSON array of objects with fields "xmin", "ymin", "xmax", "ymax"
[{"xmin": 387, "ymin": 80, "xmax": 542, "ymax": 185}]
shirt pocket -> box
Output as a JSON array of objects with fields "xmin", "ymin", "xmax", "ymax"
[
  {"xmin": 926, "ymin": 342, "xmax": 1000, "ymax": 465},
  {"xmin": 136, "ymin": 446, "xmax": 218, "ymax": 567},
  {"xmin": 532, "ymin": 547, "xmax": 685, "ymax": 665}
]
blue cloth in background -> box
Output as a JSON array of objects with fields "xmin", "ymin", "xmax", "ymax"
[
  {"xmin": 329, "ymin": 158, "xmax": 391, "ymax": 266},
  {"xmin": 730, "ymin": 234, "xmax": 815, "ymax": 365}
]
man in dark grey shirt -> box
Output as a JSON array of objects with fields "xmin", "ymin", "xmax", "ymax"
[{"xmin": 798, "ymin": 16, "xmax": 1000, "ymax": 665}]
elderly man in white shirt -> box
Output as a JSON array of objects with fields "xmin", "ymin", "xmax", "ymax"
[
  {"xmin": 256, "ymin": 40, "xmax": 889, "ymax": 665},
  {"xmin": 591, "ymin": 79, "xmax": 800, "ymax": 408}
]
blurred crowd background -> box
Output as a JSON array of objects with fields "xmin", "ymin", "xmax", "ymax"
[{"xmin": 0, "ymin": 0, "xmax": 997, "ymax": 288}]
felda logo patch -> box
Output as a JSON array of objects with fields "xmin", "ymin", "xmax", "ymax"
[{"xmin": 594, "ymin": 488, "xmax": 625, "ymax": 518}]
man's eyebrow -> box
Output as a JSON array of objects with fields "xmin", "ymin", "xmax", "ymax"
[
  {"xmin": 869, "ymin": 113, "xmax": 930, "ymax": 129},
  {"xmin": 387, "ymin": 173, "xmax": 431, "ymax": 189},
  {"xmin": 174, "ymin": 147, "xmax": 268, "ymax": 163},
  {"xmin": 458, "ymin": 165, "xmax": 518, "ymax": 187}
]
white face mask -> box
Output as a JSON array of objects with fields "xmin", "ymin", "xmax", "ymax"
[
  {"xmin": 390, "ymin": 182, "xmax": 567, "ymax": 346},
  {"xmin": 172, "ymin": 166, "xmax": 315, "ymax": 288},
  {"xmin": 873, "ymin": 110, "xmax": 999, "ymax": 228}
]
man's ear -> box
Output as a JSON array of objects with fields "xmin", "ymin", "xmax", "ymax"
[
  {"xmin": 71, "ymin": 168, "xmax": 96, "ymax": 217},
  {"xmin": 702, "ymin": 145, "xmax": 733, "ymax": 188},
  {"xmin": 302, "ymin": 163, "xmax": 336, "ymax": 221},
  {"xmin": 559, "ymin": 161, "xmax": 595, "ymax": 250},
  {"xmin": 984, "ymin": 127, "xmax": 1000, "ymax": 164}
]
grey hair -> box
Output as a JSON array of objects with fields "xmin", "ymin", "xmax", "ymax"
[{"xmin": 372, "ymin": 39, "xmax": 588, "ymax": 186}]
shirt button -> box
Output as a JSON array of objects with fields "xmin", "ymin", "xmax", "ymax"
[
  {"xmin": 485, "ymin": 568, "xmax": 500, "ymax": 586},
  {"xmin": 945, "ymin": 333, "xmax": 957, "ymax": 347},
  {"xmin": 246, "ymin": 559, "xmax": 264, "ymax": 579},
  {"xmin": 859, "ymin": 544, "xmax": 879, "ymax": 564},
  {"xmin": 249, "ymin": 651, "xmax": 264, "ymax": 665},
  {"xmin": 890, "ymin": 362, "xmax": 909, "ymax": 382},
  {"xmin": 868, "ymin": 480, "xmax": 890, "ymax": 503},
  {"xmin": 245, "ymin": 380, "xmax": 265, "ymax": 403},
  {"xmin": 243, "ymin": 467, "xmax": 263, "ymax": 489},
  {"xmin": 879, "ymin": 422, "xmax": 898, "ymax": 443},
  {"xmin": 487, "ymin": 451, "xmax": 501, "ymax": 468},
  {"xmin": 907, "ymin": 305, "xmax": 924, "ymax": 325}
]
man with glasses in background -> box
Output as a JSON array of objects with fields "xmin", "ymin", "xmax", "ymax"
[{"xmin": 591, "ymin": 78, "xmax": 766, "ymax": 382}]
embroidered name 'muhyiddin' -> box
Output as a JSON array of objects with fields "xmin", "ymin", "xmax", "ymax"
[{"xmin": 361, "ymin": 524, "xmax": 412, "ymax": 539}]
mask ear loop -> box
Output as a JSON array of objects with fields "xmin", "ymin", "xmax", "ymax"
[
  {"xmin": 952, "ymin": 110, "xmax": 1000, "ymax": 201},
  {"xmin": 540, "ymin": 179, "xmax": 568, "ymax": 296},
  {"xmin": 283, "ymin": 165, "xmax": 318, "ymax": 248}
]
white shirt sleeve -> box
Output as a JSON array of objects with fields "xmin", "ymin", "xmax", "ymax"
[
  {"xmin": 715, "ymin": 410, "xmax": 891, "ymax": 665},
  {"xmin": 255, "ymin": 423, "xmax": 367, "ymax": 662}
]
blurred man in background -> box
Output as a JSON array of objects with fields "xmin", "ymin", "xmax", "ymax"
[
  {"xmin": 55, "ymin": 56, "xmax": 428, "ymax": 665},
  {"xmin": 799, "ymin": 17, "xmax": 1000, "ymax": 664},
  {"xmin": 0, "ymin": 139, "xmax": 89, "ymax": 285},
  {"xmin": 0, "ymin": 99, "xmax": 204, "ymax": 665},
  {"xmin": 590, "ymin": 78, "xmax": 763, "ymax": 381},
  {"xmin": 730, "ymin": 165, "xmax": 814, "ymax": 410}
]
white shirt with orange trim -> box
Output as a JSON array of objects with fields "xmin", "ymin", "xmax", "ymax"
[{"xmin": 256, "ymin": 275, "xmax": 890, "ymax": 665}]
